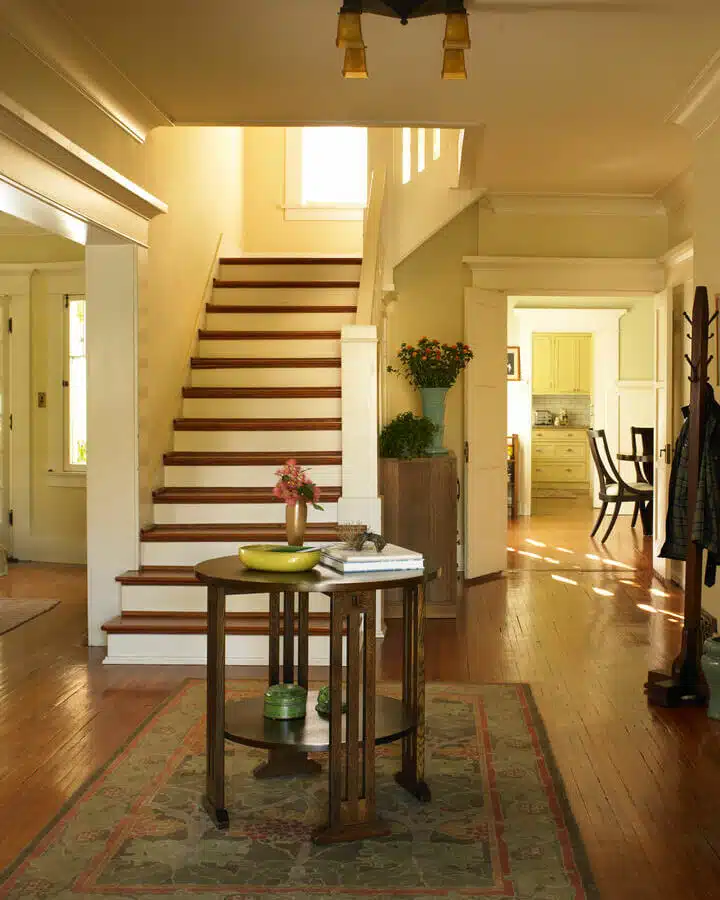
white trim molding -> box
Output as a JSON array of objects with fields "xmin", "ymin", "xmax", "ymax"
[
  {"xmin": 0, "ymin": 1, "xmax": 172, "ymax": 141},
  {"xmin": 463, "ymin": 255, "xmax": 664, "ymax": 295},
  {"xmin": 670, "ymin": 48, "xmax": 720, "ymax": 139},
  {"xmin": 481, "ymin": 194, "xmax": 665, "ymax": 218}
]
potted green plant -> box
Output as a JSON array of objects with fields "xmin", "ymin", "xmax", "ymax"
[
  {"xmin": 387, "ymin": 337, "xmax": 474, "ymax": 455},
  {"xmin": 379, "ymin": 412, "xmax": 437, "ymax": 459}
]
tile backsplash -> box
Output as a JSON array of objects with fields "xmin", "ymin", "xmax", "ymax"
[{"xmin": 532, "ymin": 394, "xmax": 593, "ymax": 427}]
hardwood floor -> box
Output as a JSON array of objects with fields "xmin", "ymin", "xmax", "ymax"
[{"xmin": 1, "ymin": 521, "xmax": 720, "ymax": 898}]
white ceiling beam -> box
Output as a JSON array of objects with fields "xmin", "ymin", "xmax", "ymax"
[{"xmin": 670, "ymin": 47, "xmax": 720, "ymax": 139}]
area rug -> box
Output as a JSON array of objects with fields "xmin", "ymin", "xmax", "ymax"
[
  {"xmin": 0, "ymin": 597, "xmax": 59, "ymax": 635},
  {"xmin": 0, "ymin": 681, "xmax": 598, "ymax": 900}
]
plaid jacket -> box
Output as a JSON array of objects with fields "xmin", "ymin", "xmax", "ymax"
[{"xmin": 660, "ymin": 384, "xmax": 720, "ymax": 587}]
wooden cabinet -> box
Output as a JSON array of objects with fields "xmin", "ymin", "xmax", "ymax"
[
  {"xmin": 532, "ymin": 333, "xmax": 592, "ymax": 395},
  {"xmin": 379, "ymin": 454, "xmax": 457, "ymax": 619},
  {"xmin": 531, "ymin": 428, "xmax": 590, "ymax": 496}
]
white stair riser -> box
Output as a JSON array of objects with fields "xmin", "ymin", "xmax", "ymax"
[
  {"xmin": 121, "ymin": 583, "xmax": 330, "ymax": 614},
  {"xmin": 153, "ymin": 501, "xmax": 338, "ymax": 525},
  {"xmin": 190, "ymin": 367, "xmax": 341, "ymax": 388},
  {"xmin": 198, "ymin": 339, "xmax": 340, "ymax": 359},
  {"xmin": 217, "ymin": 263, "xmax": 360, "ymax": 282},
  {"xmin": 105, "ymin": 632, "xmax": 341, "ymax": 666},
  {"xmin": 164, "ymin": 464, "xmax": 342, "ymax": 488},
  {"xmin": 174, "ymin": 430, "xmax": 341, "ymax": 453},
  {"xmin": 182, "ymin": 396, "xmax": 341, "ymax": 419},
  {"xmin": 207, "ymin": 311, "xmax": 354, "ymax": 330},
  {"xmin": 210, "ymin": 287, "xmax": 358, "ymax": 306},
  {"xmin": 141, "ymin": 539, "xmax": 337, "ymax": 567}
]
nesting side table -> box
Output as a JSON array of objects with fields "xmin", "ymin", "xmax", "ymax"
[{"xmin": 194, "ymin": 557, "xmax": 435, "ymax": 843}]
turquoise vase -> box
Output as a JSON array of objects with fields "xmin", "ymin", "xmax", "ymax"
[
  {"xmin": 420, "ymin": 387, "xmax": 449, "ymax": 456},
  {"xmin": 701, "ymin": 637, "xmax": 720, "ymax": 719}
]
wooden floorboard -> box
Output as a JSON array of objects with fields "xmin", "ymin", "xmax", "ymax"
[{"xmin": 1, "ymin": 509, "xmax": 720, "ymax": 899}]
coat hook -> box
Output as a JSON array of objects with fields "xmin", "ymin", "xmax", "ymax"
[
  {"xmin": 685, "ymin": 353, "xmax": 694, "ymax": 368},
  {"xmin": 687, "ymin": 333, "xmax": 692, "ymax": 340},
  {"xmin": 710, "ymin": 311, "xmax": 719, "ymax": 327},
  {"xmin": 684, "ymin": 312, "xmax": 693, "ymax": 325},
  {"xmin": 708, "ymin": 355, "xmax": 715, "ymax": 367}
]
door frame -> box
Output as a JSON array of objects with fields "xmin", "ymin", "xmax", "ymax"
[{"xmin": 463, "ymin": 255, "xmax": 665, "ymax": 581}]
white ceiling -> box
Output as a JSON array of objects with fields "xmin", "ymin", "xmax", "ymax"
[
  {"xmin": 0, "ymin": 211, "xmax": 48, "ymax": 235},
  {"xmin": 54, "ymin": 0, "xmax": 720, "ymax": 193}
]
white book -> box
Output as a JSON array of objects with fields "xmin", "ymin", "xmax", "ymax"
[
  {"xmin": 319, "ymin": 558, "xmax": 424, "ymax": 575},
  {"xmin": 322, "ymin": 542, "xmax": 423, "ymax": 564}
]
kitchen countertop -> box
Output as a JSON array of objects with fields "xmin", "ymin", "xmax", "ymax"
[{"xmin": 532, "ymin": 425, "xmax": 589, "ymax": 430}]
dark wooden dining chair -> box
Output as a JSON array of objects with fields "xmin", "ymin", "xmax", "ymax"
[
  {"xmin": 587, "ymin": 429, "xmax": 653, "ymax": 543},
  {"xmin": 629, "ymin": 426, "xmax": 654, "ymax": 527}
]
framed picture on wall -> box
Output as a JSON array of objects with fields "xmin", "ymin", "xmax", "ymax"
[{"xmin": 507, "ymin": 346, "xmax": 521, "ymax": 381}]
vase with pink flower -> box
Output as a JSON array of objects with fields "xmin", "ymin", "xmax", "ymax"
[{"xmin": 273, "ymin": 460, "xmax": 324, "ymax": 546}]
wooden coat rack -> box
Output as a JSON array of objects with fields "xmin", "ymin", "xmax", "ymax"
[{"xmin": 647, "ymin": 286, "xmax": 717, "ymax": 707}]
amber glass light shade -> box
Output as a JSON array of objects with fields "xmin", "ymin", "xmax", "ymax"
[
  {"xmin": 444, "ymin": 12, "xmax": 471, "ymax": 49},
  {"xmin": 337, "ymin": 11, "xmax": 364, "ymax": 47},
  {"xmin": 442, "ymin": 48, "xmax": 466, "ymax": 80},
  {"xmin": 343, "ymin": 46, "xmax": 369, "ymax": 78}
]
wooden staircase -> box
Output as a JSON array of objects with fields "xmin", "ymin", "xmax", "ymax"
[{"xmin": 103, "ymin": 257, "xmax": 361, "ymax": 665}]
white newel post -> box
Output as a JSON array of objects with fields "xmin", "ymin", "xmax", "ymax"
[
  {"xmin": 86, "ymin": 243, "xmax": 141, "ymax": 647},
  {"xmin": 338, "ymin": 324, "xmax": 384, "ymax": 637}
]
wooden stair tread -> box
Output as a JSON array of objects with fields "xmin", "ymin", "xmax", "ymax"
[
  {"xmin": 198, "ymin": 330, "xmax": 341, "ymax": 340},
  {"xmin": 174, "ymin": 417, "xmax": 341, "ymax": 431},
  {"xmin": 163, "ymin": 451, "xmax": 342, "ymax": 466},
  {"xmin": 190, "ymin": 357, "xmax": 341, "ymax": 369},
  {"xmin": 182, "ymin": 386, "xmax": 341, "ymax": 399},
  {"xmin": 213, "ymin": 280, "xmax": 359, "ymax": 289},
  {"xmin": 140, "ymin": 523, "xmax": 339, "ymax": 541},
  {"xmin": 116, "ymin": 567, "xmax": 198, "ymax": 586},
  {"xmin": 153, "ymin": 486, "xmax": 341, "ymax": 503},
  {"xmin": 206, "ymin": 305, "xmax": 357, "ymax": 314},
  {"xmin": 219, "ymin": 257, "xmax": 362, "ymax": 266},
  {"xmin": 102, "ymin": 611, "xmax": 333, "ymax": 636}
]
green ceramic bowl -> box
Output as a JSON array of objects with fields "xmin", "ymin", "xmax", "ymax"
[
  {"xmin": 238, "ymin": 543, "xmax": 321, "ymax": 573},
  {"xmin": 263, "ymin": 683, "xmax": 307, "ymax": 720}
]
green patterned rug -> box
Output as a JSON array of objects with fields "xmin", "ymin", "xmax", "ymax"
[{"xmin": 0, "ymin": 681, "xmax": 598, "ymax": 899}]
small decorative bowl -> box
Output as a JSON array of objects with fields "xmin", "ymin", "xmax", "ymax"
[
  {"xmin": 263, "ymin": 683, "xmax": 308, "ymax": 720},
  {"xmin": 238, "ymin": 544, "xmax": 321, "ymax": 572}
]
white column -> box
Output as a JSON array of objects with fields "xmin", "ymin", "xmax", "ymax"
[
  {"xmin": 338, "ymin": 324, "xmax": 383, "ymax": 636},
  {"xmin": 85, "ymin": 243, "xmax": 140, "ymax": 646}
]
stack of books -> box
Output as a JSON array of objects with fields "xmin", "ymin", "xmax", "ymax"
[{"xmin": 320, "ymin": 542, "xmax": 424, "ymax": 575}]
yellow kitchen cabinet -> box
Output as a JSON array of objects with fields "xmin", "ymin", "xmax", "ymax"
[{"xmin": 532, "ymin": 333, "xmax": 592, "ymax": 395}]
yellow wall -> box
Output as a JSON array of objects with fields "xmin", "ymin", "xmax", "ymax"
[
  {"xmin": 478, "ymin": 209, "xmax": 668, "ymax": 258},
  {"xmin": 242, "ymin": 128, "xmax": 363, "ymax": 255},
  {"xmin": 619, "ymin": 297, "xmax": 654, "ymax": 381},
  {"xmin": 138, "ymin": 126, "xmax": 244, "ymax": 520},
  {"xmin": 0, "ymin": 235, "xmax": 85, "ymax": 264},
  {"xmin": 29, "ymin": 270, "xmax": 87, "ymax": 562},
  {"xmin": 385, "ymin": 204, "xmax": 479, "ymax": 547}
]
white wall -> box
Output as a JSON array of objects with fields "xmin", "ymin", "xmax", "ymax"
[{"xmin": 508, "ymin": 306, "xmax": 627, "ymax": 515}]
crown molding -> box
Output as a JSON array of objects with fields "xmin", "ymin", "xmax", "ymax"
[
  {"xmin": 481, "ymin": 193, "xmax": 665, "ymax": 218},
  {"xmin": 463, "ymin": 255, "xmax": 664, "ymax": 294},
  {"xmin": 0, "ymin": 92, "xmax": 167, "ymax": 222},
  {"xmin": 670, "ymin": 49, "xmax": 720, "ymax": 139},
  {"xmin": 661, "ymin": 239, "xmax": 694, "ymax": 269},
  {"xmin": 0, "ymin": 0, "xmax": 172, "ymax": 142},
  {"xmin": 657, "ymin": 168, "xmax": 693, "ymax": 213}
]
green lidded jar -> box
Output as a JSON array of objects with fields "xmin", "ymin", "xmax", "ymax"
[
  {"xmin": 263, "ymin": 683, "xmax": 308, "ymax": 720},
  {"xmin": 315, "ymin": 685, "xmax": 348, "ymax": 718}
]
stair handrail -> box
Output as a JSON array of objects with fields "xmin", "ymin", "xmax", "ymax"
[{"xmin": 356, "ymin": 165, "xmax": 388, "ymax": 327}]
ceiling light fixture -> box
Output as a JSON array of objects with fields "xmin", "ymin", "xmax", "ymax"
[{"xmin": 336, "ymin": 1, "xmax": 470, "ymax": 80}]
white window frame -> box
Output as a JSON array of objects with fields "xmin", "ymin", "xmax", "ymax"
[
  {"xmin": 283, "ymin": 127, "xmax": 367, "ymax": 221},
  {"xmin": 47, "ymin": 284, "xmax": 86, "ymax": 487}
]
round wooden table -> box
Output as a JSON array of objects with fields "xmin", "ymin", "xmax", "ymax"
[{"xmin": 195, "ymin": 556, "xmax": 436, "ymax": 844}]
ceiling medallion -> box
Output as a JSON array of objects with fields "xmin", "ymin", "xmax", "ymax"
[{"xmin": 336, "ymin": 2, "xmax": 470, "ymax": 80}]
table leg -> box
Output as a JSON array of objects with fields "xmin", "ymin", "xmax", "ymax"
[
  {"xmin": 254, "ymin": 589, "xmax": 320, "ymax": 780},
  {"xmin": 314, "ymin": 591, "xmax": 390, "ymax": 844},
  {"xmin": 203, "ymin": 584, "xmax": 229, "ymax": 829},
  {"xmin": 395, "ymin": 582, "xmax": 431, "ymax": 802}
]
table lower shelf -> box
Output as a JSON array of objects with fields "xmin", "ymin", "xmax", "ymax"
[{"xmin": 225, "ymin": 691, "xmax": 415, "ymax": 753}]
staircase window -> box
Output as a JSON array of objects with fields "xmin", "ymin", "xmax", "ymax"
[
  {"xmin": 285, "ymin": 127, "xmax": 367, "ymax": 220},
  {"xmin": 66, "ymin": 297, "xmax": 87, "ymax": 469}
]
